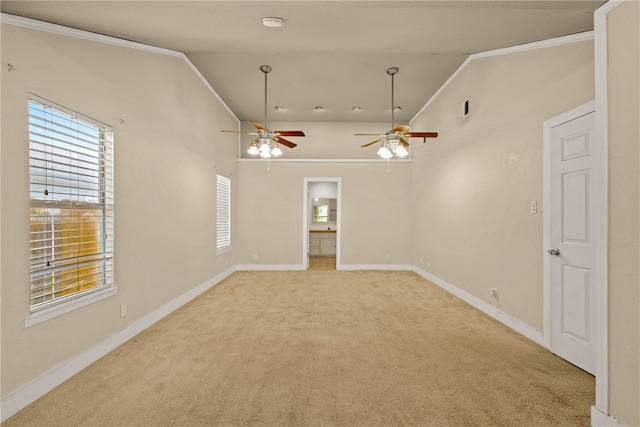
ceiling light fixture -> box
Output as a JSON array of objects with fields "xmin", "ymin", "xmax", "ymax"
[
  {"xmin": 352, "ymin": 106, "xmax": 361, "ymax": 111},
  {"xmin": 355, "ymin": 68, "xmax": 438, "ymax": 158},
  {"xmin": 247, "ymin": 65, "xmax": 281, "ymax": 158},
  {"xmin": 314, "ymin": 106, "xmax": 324, "ymax": 111},
  {"xmin": 262, "ymin": 17, "xmax": 283, "ymax": 28},
  {"xmin": 274, "ymin": 105, "xmax": 285, "ymax": 111},
  {"xmin": 374, "ymin": 67, "xmax": 407, "ymax": 158},
  {"xmin": 221, "ymin": 67, "xmax": 305, "ymax": 161}
]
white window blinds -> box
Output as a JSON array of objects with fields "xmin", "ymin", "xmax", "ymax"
[
  {"xmin": 28, "ymin": 95, "xmax": 114, "ymax": 311},
  {"xmin": 216, "ymin": 174, "xmax": 231, "ymax": 255}
]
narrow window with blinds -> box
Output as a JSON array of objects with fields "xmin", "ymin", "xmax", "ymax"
[
  {"xmin": 216, "ymin": 174, "xmax": 231, "ymax": 255},
  {"xmin": 28, "ymin": 95, "xmax": 114, "ymax": 313}
]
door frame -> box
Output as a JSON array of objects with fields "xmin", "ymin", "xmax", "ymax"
[
  {"xmin": 302, "ymin": 177, "xmax": 342, "ymax": 270},
  {"xmin": 542, "ymin": 99, "xmax": 604, "ymax": 374}
]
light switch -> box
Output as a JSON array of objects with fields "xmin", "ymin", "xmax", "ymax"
[{"xmin": 530, "ymin": 200, "xmax": 537, "ymax": 214}]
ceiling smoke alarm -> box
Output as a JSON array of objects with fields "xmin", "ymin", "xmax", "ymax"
[{"xmin": 262, "ymin": 17, "xmax": 283, "ymax": 28}]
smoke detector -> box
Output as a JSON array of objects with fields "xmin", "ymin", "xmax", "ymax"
[{"xmin": 262, "ymin": 17, "xmax": 283, "ymax": 28}]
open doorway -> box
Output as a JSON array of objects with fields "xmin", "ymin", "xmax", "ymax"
[{"xmin": 303, "ymin": 178, "xmax": 341, "ymax": 270}]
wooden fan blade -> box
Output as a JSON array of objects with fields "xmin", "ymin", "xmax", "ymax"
[
  {"xmin": 221, "ymin": 130, "xmax": 259, "ymax": 135},
  {"xmin": 273, "ymin": 136, "xmax": 297, "ymax": 148},
  {"xmin": 393, "ymin": 123, "xmax": 410, "ymax": 133},
  {"xmin": 400, "ymin": 138, "xmax": 410, "ymax": 147},
  {"xmin": 361, "ymin": 139, "xmax": 382, "ymax": 148},
  {"xmin": 404, "ymin": 132, "xmax": 438, "ymax": 138},
  {"xmin": 275, "ymin": 130, "xmax": 305, "ymax": 137},
  {"xmin": 248, "ymin": 120, "xmax": 265, "ymax": 131},
  {"xmin": 355, "ymin": 133, "xmax": 384, "ymax": 136}
]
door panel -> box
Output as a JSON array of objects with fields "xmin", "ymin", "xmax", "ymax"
[
  {"xmin": 549, "ymin": 111, "xmax": 596, "ymax": 374},
  {"xmin": 561, "ymin": 265, "xmax": 590, "ymax": 341}
]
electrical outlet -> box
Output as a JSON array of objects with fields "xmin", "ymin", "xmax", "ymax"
[
  {"xmin": 253, "ymin": 253, "xmax": 258, "ymax": 260},
  {"xmin": 427, "ymin": 260, "xmax": 431, "ymax": 268},
  {"xmin": 490, "ymin": 288, "xmax": 498, "ymax": 298},
  {"xmin": 120, "ymin": 304, "xmax": 127, "ymax": 318}
]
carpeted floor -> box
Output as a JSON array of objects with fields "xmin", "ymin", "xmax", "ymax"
[{"xmin": 4, "ymin": 270, "xmax": 594, "ymax": 426}]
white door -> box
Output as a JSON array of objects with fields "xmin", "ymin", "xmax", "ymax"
[{"xmin": 548, "ymin": 110, "xmax": 596, "ymax": 374}]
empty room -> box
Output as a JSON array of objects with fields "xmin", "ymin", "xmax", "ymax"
[{"xmin": 1, "ymin": 1, "xmax": 638, "ymax": 426}]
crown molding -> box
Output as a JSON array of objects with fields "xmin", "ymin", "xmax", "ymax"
[
  {"xmin": 411, "ymin": 31, "xmax": 595, "ymax": 123},
  {"xmin": 0, "ymin": 12, "xmax": 240, "ymax": 124}
]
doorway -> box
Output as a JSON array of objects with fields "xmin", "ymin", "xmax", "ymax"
[
  {"xmin": 543, "ymin": 101, "xmax": 598, "ymax": 375},
  {"xmin": 303, "ymin": 178, "xmax": 341, "ymax": 270}
]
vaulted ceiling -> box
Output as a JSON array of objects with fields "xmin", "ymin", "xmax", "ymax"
[{"xmin": 1, "ymin": 1, "xmax": 605, "ymax": 123}]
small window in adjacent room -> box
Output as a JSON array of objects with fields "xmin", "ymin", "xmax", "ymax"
[
  {"xmin": 216, "ymin": 174, "xmax": 231, "ymax": 255},
  {"xmin": 28, "ymin": 95, "xmax": 114, "ymax": 318}
]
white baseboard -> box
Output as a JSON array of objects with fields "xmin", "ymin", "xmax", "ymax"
[
  {"xmin": 412, "ymin": 267, "xmax": 545, "ymax": 347},
  {"xmin": 591, "ymin": 406, "xmax": 626, "ymax": 427},
  {"xmin": 0, "ymin": 265, "xmax": 237, "ymax": 423},
  {"xmin": 340, "ymin": 264, "xmax": 413, "ymax": 271}
]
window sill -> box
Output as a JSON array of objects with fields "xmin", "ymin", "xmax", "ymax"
[{"xmin": 25, "ymin": 286, "xmax": 118, "ymax": 328}]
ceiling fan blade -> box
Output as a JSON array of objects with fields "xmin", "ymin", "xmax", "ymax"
[
  {"xmin": 273, "ymin": 136, "xmax": 297, "ymax": 148},
  {"xmin": 275, "ymin": 130, "xmax": 305, "ymax": 137},
  {"xmin": 400, "ymin": 138, "xmax": 410, "ymax": 147},
  {"xmin": 404, "ymin": 132, "xmax": 439, "ymax": 138},
  {"xmin": 248, "ymin": 120, "xmax": 266, "ymax": 131},
  {"xmin": 355, "ymin": 133, "xmax": 384, "ymax": 136},
  {"xmin": 393, "ymin": 123, "xmax": 410, "ymax": 133},
  {"xmin": 221, "ymin": 130, "xmax": 259, "ymax": 135},
  {"xmin": 361, "ymin": 139, "xmax": 382, "ymax": 148}
]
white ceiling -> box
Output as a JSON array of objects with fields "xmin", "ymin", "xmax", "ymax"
[{"xmin": 1, "ymin": 1, "xmax": 605, "ymax": 123}]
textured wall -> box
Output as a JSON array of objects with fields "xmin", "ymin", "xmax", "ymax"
[
  {"xmin": 607, "ymin": 1, "xmax": 640, "ymax": 424},
  {"xmin": 235, "ymin": 161, "xmax": 413, "ymax": 267},
  {"xmin": 0, "ymin": 24, "xmax": 238, "ymax": 398},
  {"xmin": 410, "ymin": 40, "xmax": 595, "ymax": 332}
]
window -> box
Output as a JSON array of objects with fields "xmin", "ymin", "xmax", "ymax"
[
  {"xmin": 28, "ymin": 95, "xmax": 114, "ymax": 313},
  {"xmin": 216, "ymin": 174, "xmax": 231, "ymax": 255}
]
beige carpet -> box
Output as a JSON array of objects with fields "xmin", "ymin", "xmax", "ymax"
[{"xmin": 5, "ymin": 270, "xmax": 594, "ymax": 426}]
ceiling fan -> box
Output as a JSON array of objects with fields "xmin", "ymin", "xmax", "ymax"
[
  {"xmin": 356, "ymin": 67, "xmax": 438, "ymax": 158},
  {"xmin": 221, "ymin": 65, "xmax": 305, "ymax": 158}
]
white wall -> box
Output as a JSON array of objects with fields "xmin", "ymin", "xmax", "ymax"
[
  {"xmin": 235, "ymin": 160, "xmax": 413, "ymax": 268},
  {"xmin": 410, "ymin": 39, "xmax": 595, "ymax": 332},
  {"xmin": 0, "ymin": 22, "xmax": 238, "ymax": 404},
  {"xmin": 606, "ymin": 1, "xmax": 640, "ymax": 424}
]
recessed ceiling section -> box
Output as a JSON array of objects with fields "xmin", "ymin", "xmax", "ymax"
[{"xmin": 0, "ymin": 1, "xmax": 605, "ymax": 122}]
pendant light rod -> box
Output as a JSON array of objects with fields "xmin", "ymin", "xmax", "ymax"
[
  {"xmin": 387, "ymin": 67, "xmax": 399, "ymax": 130},
  {"xmin": 260, "ymin": 64, "xmax": 272, "ymax": 129}
]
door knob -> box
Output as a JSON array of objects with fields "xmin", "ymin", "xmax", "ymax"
[{"xmin": 548, "ymin": 248, "xmax": 561, "ymax": 256}]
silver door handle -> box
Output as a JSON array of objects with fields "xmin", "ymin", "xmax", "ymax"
[{"xmin": 547, "ymin": 248, "xmax": 561, "ymax": 256}]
